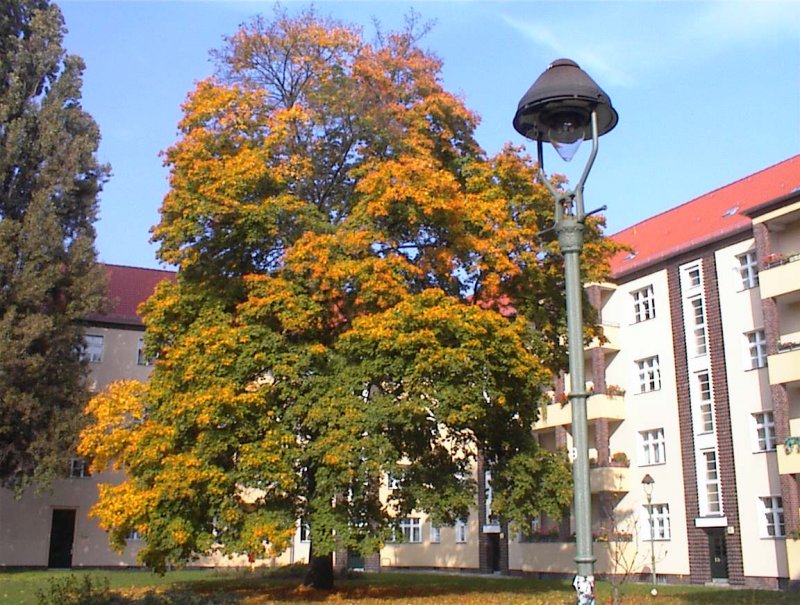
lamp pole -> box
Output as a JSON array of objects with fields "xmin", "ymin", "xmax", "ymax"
[
  {"xmin": 642, "ymin": 474, "xmax": 657, "ymax": 591},
  {"xmin": 513, "ymin": 59, "xmax": 618, "ymax": 605}
]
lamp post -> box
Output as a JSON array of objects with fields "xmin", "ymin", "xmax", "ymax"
[
  {"xmin": 642, "ymin": 473, "xmax": 657, "ymax": 591},
  {"xmin": 513, "ymin": 59, "xmax": 618, "ymax": 605}
]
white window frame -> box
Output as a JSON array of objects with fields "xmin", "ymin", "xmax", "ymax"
[
  {"xmin": 84, "ymin": 334, "xmax": 104, "ymax": 363},
  {"xmin": 136, "ymin": 336, "xmax": 152, "ymax": 366},
  {"xmin": 299, "ymin": 522, "xmax": 310, "ymax": 543},
  {"xmin": 639, "ymin": 428, "xmax": 666, "ymax": 466},
  {"xmin": 455, "ymin": 518, "xmax": 468, "ymax": 544},
  {"xmin": 399, "ymin": 517, "xmax": 421, "ymax": 544},
  {"xmin": 127, "ymin": 529, "xmax": 142, "ymax": 541},
  {"xmin": 484, "ymin": 470, "xmax": 499, "ymax": 526},
  {"xmin": 689, "ymin": 296, "xmax": 707, "ymax": 356},
  {"xmin": 737, "ymin": 250, "xmax": 759, "ymax": 290},
  {"xmin": 695, "ymin": 371, "xmax": 714, "ymax": 434},
  {"xmin": 759, "ymin": 496, "xmax": 785, "ymax": 538},
  {"xmin": 753, "ymin": 411, "xmax": 776, "ymax": 452},
  {"xmin": 632, "ymin": 285, "xmax": 656, "ymax": 323},
  {"xmin": 69, "ymin": 457, "xmax": 90, "ymax": 478},
  {"xmin": 745, "ymin": 329, "xmax": 767, "ymax": 369},
  {"xmin": 642, "ymin": 503, "xmax": 671, "ymax": 540},
  {"xmin": 429, "ymin": 524, "xmax": 441, "ymax": 544},
  {"xmin": 636, "ymin": 356, "xmax": 661, "ymax": 393},
  {"xmin": 701, "ymin": 450, "xmax": 722, "ymax": 516},
  {"xmin": 684, "ymin": 264, "xmax": 702, "ymax": 290}
]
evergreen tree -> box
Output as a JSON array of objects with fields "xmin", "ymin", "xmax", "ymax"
[{"xmin": 0, "ymin": 0, "xmax": 108, "ymax": 489}]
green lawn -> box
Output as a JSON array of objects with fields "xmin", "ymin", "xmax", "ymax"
[{"xmin": 0, "ymin": 568, "xmax": 797, "ymax": 605}]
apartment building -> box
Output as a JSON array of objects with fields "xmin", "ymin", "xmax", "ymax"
[
  {"xmin": 2, "ymin": 157, "xmax": 800, "ymax": 589},
  {"xmin": 520, "ymin": 155, "xmax": 800, "ymax": 588}
]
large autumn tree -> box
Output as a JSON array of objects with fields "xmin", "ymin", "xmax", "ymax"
[
  {"xmin": 80, "ymin": 7, "xmax": 620, "ymax": 587},
  {"xmin": 0, "ymin": 0, "xmax": 108, "ymax": 489}
]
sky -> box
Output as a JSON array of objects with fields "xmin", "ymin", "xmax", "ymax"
[{"xmin": 57, "ymin": 0, "xmax": 800, "ymax": 270}]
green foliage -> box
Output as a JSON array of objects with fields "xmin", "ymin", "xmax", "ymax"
[
  {"xmin": 36, "ymin": 574, "xmax": 116, "ymax": 605},
  {"xmin": 80, "ymin": 5, "xmax": 620, "ymax": 584},
  {"xmin": 0, "ymin": 0, "xmax": 108, "ymax": 489}
]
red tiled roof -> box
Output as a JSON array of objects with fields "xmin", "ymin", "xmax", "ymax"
[
  {"xmin": 87, "ymin": 264, "xmax": 175, "ymax": 327},
  {"xmin": 609, "ymin": 155, "xmax": 800, "ymax": 278}
]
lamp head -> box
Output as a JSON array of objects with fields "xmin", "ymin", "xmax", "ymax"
[
  {"xmin": 513, "ymin": 58, "xmax": 618, "ymax": 161},
  {"xmin": 641, "ymin": 473, "xmax": 655, "ymax": 497}
]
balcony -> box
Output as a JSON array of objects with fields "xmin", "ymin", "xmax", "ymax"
[
  {"xmin": 778, "ymin": 438, "xmax": 800, "ymax": 475},
  {"xmin": 768, "ymin": 346, "xmax": 800, "ymax": 386},
  {"xmin": 760, "ymin": 253, "xmax": 800, "ymax": 300},
  {"xmin": 586, "ymin": 322, "xmax": 620, "ymax": 353},
  {"xmin": 534, "ymin": 393, "xmax": 625, "ymax": 430},
  {"xmin": 590, "ymin": 465, "xmax": 630, "ymax": 493}
]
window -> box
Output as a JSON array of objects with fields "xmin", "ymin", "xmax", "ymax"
[
  {"xmin": 455, "ymin": 518, "xmax": 468, "ymax": 544},
  {"xmin": 299, "ymin": 522, "xmax": 310, "ymax": 543},
  {"xmin": 484, "ymin": 470, "xmax": 499, "ymax": 525},
  {"xmin": 69, "ymin": 458, "xmax": 90, "ymax": 478},
  {"xmin": 632, "ymin": 285, "xmax": 656, "ymax": 322},
  {"xmin": 518, "ymin": 516, "xmax": 544, "ymax": 543},
  {"xmin": 84, "ymin": 334, "xmax": 104, "ymax": 363},
  {"xmin": 753, "ymin": 412, "xmax": 776, "ymax": 452},
  {"xmin": 640, "ymin": 428, "xmax": 666, "ymax": 465},
  {"xmin": 127, "ymin": 529, "xmax": 142, "ymax": 541},
  {"xmin": 689, "ymin": 297, "xmax": 707, "ymax": 356},
  {"xmin": 636, "ymin": 356, "xmax": 661, "ymax": 393},
  {"xmin": 759, "ymin": 496, "xmax": 785, "ymax": 538},
  {"xmin": 685, "ymin": 265, "xmax": 702, "ymax": 289},
  {"xmin": 737, "ymin": 251, "xmax": 759, "ymax": 289},
  {"xmin": 136, "ymin": 337, "xmax": 152, "ymax": 366},
  {"xmin": 702, "ymin": 450, "xmax": 722, "ymax": 515},
  {"xmin": 696, "ymin": 372, "xmax": 714, "ymax": 433},
  {"xmin": 429, "ymin": 524, "xmax": 441, "ymax": 544},
  {"xmin": 746, "ymin": 329, "xmax": 767, "ymax": 369},
  {"xmin": 643, "ymin": 504, "xmax": 671, "ymax": 540},
  {"xmin": 399, "ymin": 517, "xmax": 421, "ymax": 543}
]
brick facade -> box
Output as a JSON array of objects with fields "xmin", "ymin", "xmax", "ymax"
[
  {"xmin": 702, "ymin": 255, "xmax": 745, "ymax": 585},
  {"xmin": 668, "ymin": 265, "xmax": 709, "ymax": 584}
]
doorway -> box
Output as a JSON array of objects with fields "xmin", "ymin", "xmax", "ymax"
[
  {"xmin": 707, "ymin": 529, "xmax": 728, "ymax": 580},
  {"xmin": 347, "ymin": 549, "xmax": 365, "ymax": 570},
  {"xmin": 48, "ymin": 509, "xmax": 76, "ymax": 568},
  {"xmin": 487, "ymin": 533, "xmax": 501, "ymax": 572}
]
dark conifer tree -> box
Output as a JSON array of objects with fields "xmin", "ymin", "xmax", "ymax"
[{"xmin": 0, "ymin": 0, "xmax": 108, "ymax": 489}]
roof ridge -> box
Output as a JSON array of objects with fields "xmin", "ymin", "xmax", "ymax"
[
  {"xmin": 102, "ymin": 262, "xmax": 175, "ymax": 274},
  {"xmin": 610, "ymin": 154, "xmax": 800, "ymax": 238}
]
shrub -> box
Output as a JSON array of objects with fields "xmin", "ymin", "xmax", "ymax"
[{"xmin": 36, "ymin": 575, "xmax": 120, "ymax": 605}]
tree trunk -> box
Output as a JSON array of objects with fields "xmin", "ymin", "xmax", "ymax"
[{"xmin": 303, "ymin": 551, "xmax": 334, "ymax": 590}]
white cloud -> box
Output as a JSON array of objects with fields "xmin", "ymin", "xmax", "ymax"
[
  {"xmin": 501, "ymin": 1, "xmax": 800, "ymax": 89},
  {"xmin": 500, "ymin": 14, "xmax": 637, "ymax": 88}
]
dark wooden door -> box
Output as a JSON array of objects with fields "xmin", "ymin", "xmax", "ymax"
[
  {"xmin": 708, "ymin": 529, "xmax": 728, "ymax": 580},
  {"xmin": 48, "ymin": 509, "xmax": 76, "ymax": 568}
]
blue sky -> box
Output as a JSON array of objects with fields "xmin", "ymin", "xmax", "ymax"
[{"xmin": 58, "ymin": 0, "xmax": 800, "ymax": 270}]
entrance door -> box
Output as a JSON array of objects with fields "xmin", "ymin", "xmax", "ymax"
[
  {"xmin": 347, "ymin": 549, "xmax": 365, "ymax": 570},
  {"xmin": 48, "ymin": 509, "xmax": 76, "ymax": 568},
  {"xmin": 487, "ymin": 533, "xmax": 501, "ymax": 572},
  {"xmin": 708, "ymin": 529, "xmax": 728, "ymax": 580}
]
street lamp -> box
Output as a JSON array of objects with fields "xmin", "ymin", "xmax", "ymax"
[
  {"xmin": 513, "ymin": 58, "xmax": 618, "ymax": 605},
  {"xmin": 641, "ymin": 473, "xmax": 657, "ymax": 591}
]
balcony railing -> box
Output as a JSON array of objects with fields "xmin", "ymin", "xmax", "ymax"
[
  {"xmin": 760, "ymin": 251, "xmax": 800, "ymax": 299},
  {"xmin": 777, "ymin": 437, "xmax": 800, "ymax": 475},
  {"xmin": 534, "ymin": 393, "xmax": 625, "ymax": 430},
  {"xmin": 589, "ymin": 465, "xmax": 630, "ymax": 493},
  {"xmin": 768, "ymin": 347, "xmax": 800, "ymax": 386},
  {"xmin": 586, "ymin": 322, "xmax": 621, "ymax": 353}
]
